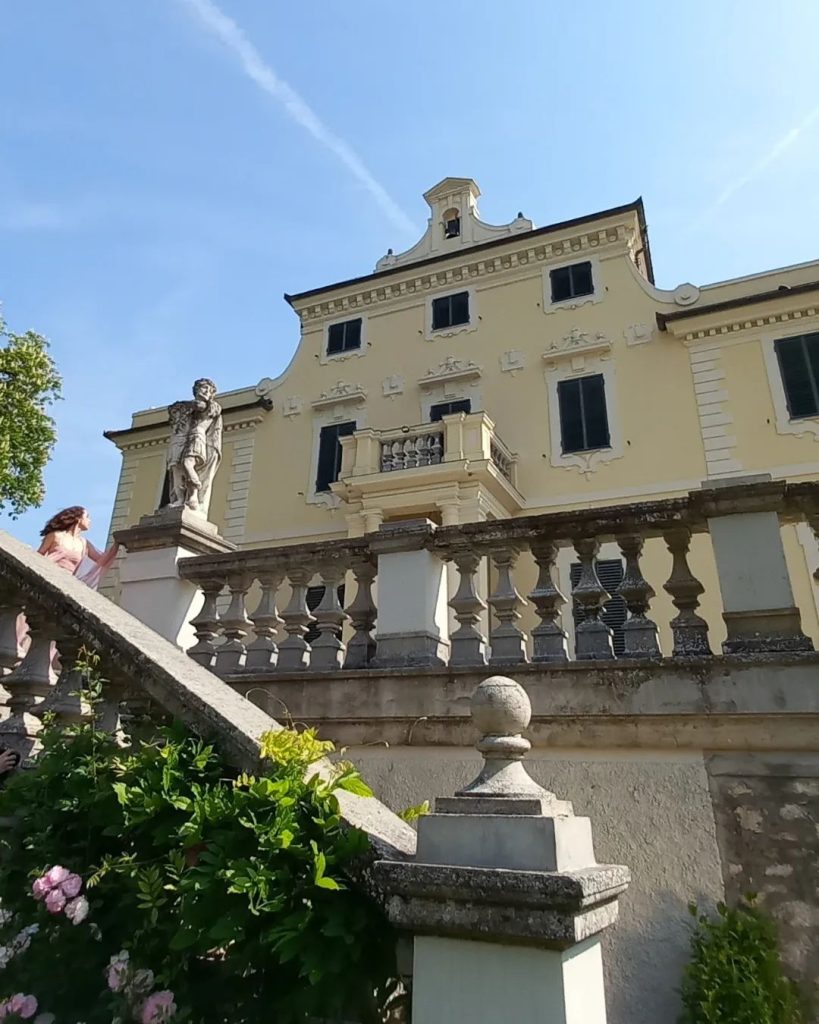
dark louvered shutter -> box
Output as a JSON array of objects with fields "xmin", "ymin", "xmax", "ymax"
[
  {"xmin": 581, "ymin": 375, "xmax": 610, "ymax": 449},
  {"xmin": 316, "ymin": 421, "xmax": 356, "ymax": 492},
  {"xmin": 570, "ymin": 559, "xmax": 627, "ymax": 656},
  {"xmin": 430, "ymin": 399, "xmax": 471, "ymax": 422},
  {"xmin": 557, "ymin": 378, "xmax": 585, "ymax": 453},
  {"xmin": 776, "ymin": 335, "xmax": 819, "ymax": 418}
]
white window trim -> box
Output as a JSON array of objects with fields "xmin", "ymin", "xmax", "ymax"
[
  {"xmin": 319, "ymin": 314, "xmax": 368, "ymax": 365},
  {"xmin": 425, "ymin": 286, "xmax": 478, "ymax": 341},
  {"xmin": 762, "ymin": 325, "xmax": 819, "ymax": 440},
  {"xmin": 542, "ymin": 255, "xmax": 603, "ymax": 316},
  {"xmin": 544, "ymin": 353, "xmax": 624, "ymax": 477},
  {"xmin": 306, "ymin": 403, "xmax": 367, "ymax": 509}
]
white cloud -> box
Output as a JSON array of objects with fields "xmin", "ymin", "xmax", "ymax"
[{"xmin": 175, "ymin": 0, "xmax": 417, "ymax": 236}]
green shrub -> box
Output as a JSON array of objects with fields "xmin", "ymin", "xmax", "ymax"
[
  {"xmin": 679, "ymin": 898, "xmax": 808, "ymax": 1024},
  {"xmin": 0, "ymin": 692, "xmax": 402, "ymax": 1023}
]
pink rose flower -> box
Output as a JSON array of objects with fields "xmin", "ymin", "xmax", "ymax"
[
  {"xmin": 31, "ymin": 878, "xmax": 49, "ymax": 901},
  {"xmin": 106, "ymin": 951, "xmax": 130, "ymax": 993},
  {"xmin": 131, "ymin": 969, "xmax": 155, "ymax": 993},
  {"xmin": 43, "ymin": 866, "xmax": 68, "ymax": 889},
  {"xmin": 44, "ymin": 890, "xmax": 66, "ymax": 915},
  {"xmin": 140, "ymin": 990, "xmax": 176, "ymax": 1024},
  {"xmin": 60, "ymin": 874, "xmax": 82, "ymax": 899},
  {"xmin": 65, "ymin": 896, "xmax": 89, "ymax": 925},
  {"xmin": 7, "ymin": 995, "xmax": 37, "ymax": 1020}
]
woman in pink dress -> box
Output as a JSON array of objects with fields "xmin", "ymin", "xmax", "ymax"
[
  {"xmin": 16, "ymin": 506, "xmax": 120, "ymax": 657},
  {"xmin": 36, "ymin": 505, "xmax": 119, "ymax": 590}
]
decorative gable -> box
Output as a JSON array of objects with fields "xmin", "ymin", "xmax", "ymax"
[{"xmin": 375, "ymin": 177, "xmax": 533, "ymax": 272}]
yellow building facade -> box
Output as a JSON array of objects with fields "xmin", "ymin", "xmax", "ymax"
[{"xmin": 104, "ymin": 177, "xmax": 819, "ymax": 652}]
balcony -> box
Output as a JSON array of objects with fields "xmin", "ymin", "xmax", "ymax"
[{"xmin": 332, "ymin": 411, "xmax": 523, "ymax": 526}]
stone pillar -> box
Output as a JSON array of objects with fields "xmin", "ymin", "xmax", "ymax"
[
  {"xmin": 696, "ymin": 476, "xmax": 813, "ymax": 654},
  {"xmin": 115, "ymin": 508, "xmax": 235, "ymax": 649},
  {"xmin": 370, "ymin": 520, "xmax": 450, "ymax": 667},
  {"xmin": 375, "ymin": 676, "xmax": 629, "ymax": 1024}
]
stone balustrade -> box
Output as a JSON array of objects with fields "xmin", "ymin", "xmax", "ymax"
[
  {"xmin": 337, "ymin": 411, "xmax": 518, "ymax": 490},
  {"xmin": 176, "ymin": 478, "xmax": 819, "ymax": 676}
]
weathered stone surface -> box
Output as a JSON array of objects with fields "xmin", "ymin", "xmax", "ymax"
[
  {"xmin": 374, "ymin": 860, "xmax": 629, "ymax": 949},
  {"xmin": 707, "ymin": 753, "xmax": 819, "ymax": 1012}
]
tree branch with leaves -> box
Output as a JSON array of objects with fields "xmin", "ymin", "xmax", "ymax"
[{"xmin": 0, "ymin": 312, "xmax": 62, "ymax": 518}]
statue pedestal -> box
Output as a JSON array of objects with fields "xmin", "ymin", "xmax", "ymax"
[{"xmin": 115, "ymin": 508, "xmax": 234, "ymax": 649}]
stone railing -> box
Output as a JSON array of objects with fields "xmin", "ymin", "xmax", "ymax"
[
  {"xmin": 337, "ymin": 411, "xmax": 519, "ymax": 490},
  {"xmin": 380, "ymin": 425, "xmax": 444, "ymax": 472},
  {"xmin": 177, "ymin": 478, "xmax": 819, "ymax": 675},
  {"xmin": 0, "ymin": 528, "xmax": 415, "ymax": 863}
]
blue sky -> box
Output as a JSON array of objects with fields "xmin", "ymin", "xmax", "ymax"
[{"xmin": 2, "ymin": 0, "xmax": 818, "ymax": 545}]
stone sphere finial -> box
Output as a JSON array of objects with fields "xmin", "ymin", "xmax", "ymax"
[{"xmin": 456, "ymin": 676, "xmax": 547, "ymax": 800}]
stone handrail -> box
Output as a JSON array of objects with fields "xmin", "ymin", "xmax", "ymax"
[
  {"xmin": 380, "ymin": 424, "xmax": 444, "ymax": 472},
  {"xmin": 0, "ymin": 529, "xmax": 416, "ymax": 863},
  {"xmin": 177, "ymin": 478, "xmax": 819, "ymax": 672}
]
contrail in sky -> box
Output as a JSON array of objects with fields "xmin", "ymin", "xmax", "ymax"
[
  {"xmin": 694, "ymin": 105, "xmax": 819, "ymax": 227},
  {"xmin": 175, "ymin": 0, "xmax": 417, "ymax": 236}
]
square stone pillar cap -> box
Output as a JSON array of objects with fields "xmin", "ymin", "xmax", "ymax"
[
  {"xmin": 368, "ymin": 518, "xmax": 438, "ymax": 555},
  {"xmin": 115, "ymin": 507, "xmax": 236, "ymax": 555}
]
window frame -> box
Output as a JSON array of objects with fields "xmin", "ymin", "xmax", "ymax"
[
  {"xmin": 542, "ymin": 257, "xmax": 603, "ymax": 316},
  {"xmin": 544, "ymin": 356, "xmax": 624, "ymax": 476},
  {"xmin": 557, "ymin": 374, "xmax": 611, "ymax": 454},
  {"xmin": 774, "ymin": 332, "xmax": 819, "ymax": 420},
  {"xmin": 429, "ymin": 399, "xmax": 472, "ymax": 422},
  {"xmin": 326, "ymin": 318, "xmax": 363, "ymax": 357},
  {"xmin": 762, "ymin": 327, "xmax": 819, "ymax": 441},
  {"xmin": 315, "ymin": 420, "xmax": 357, "ymax": 493},
  {"xmin": 425, "ymin": 287, "xmax": 478, "ymax": 341},
  {"xmin": 550, "ymin": 261, "xmax": 594, "ymax": 304},
  {"xmin": 320, "ymin": 315, "xmax": 368, "ymax": 364}
]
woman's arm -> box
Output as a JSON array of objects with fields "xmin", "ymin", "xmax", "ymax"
[
  {"xmin": 87, "ymin": 540, "xmax": 120, "ymax": 563},
  {"xmin": 37, "ymin": 533, "xmax": 57, "ymax": 556}
]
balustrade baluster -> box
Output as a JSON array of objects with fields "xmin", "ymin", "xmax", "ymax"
[
  {"xmin": 391, "ymin": 441, "xmax": 403, "ymax": 471},
  {"xmin": 447, "ymin": 546, "xmax": 488, "ymax": 666},
  {"xmin": 0, "ymin": 607, "xmax": 56, "ymax": 755},
  {"xmin": 311, "ymin": 558, "xmax": 348, "ymax": 670},
  {"xmin": 404, "ymin": 438, "xmax": 417, "ymax": 469},
  {"xmin": 187, "ymin": 579, "xmax": 224, "ymax": 668},
  {"xmin": 663, "ymin": 527, "xmax": 711, "ymax": 656},
  {"xmin": 487, "ymin": 544, "xmax": 528, "ymax": 664},
  {"xmin": 344, "ymin": 557, "xmax": 377, "ymax": 669},
  {"xmin": 216, "ymin": 575, "xmax": 252, "ymax": 674},
  {"xmin": 277, "ymin": 567, "xmax": 316, "ymax": 670},
  {"xmin": 33, "ymin": 633, "xmax": 85, "ymax": 727},
  {"xmin": 528, "ymin": 538, "xmax": 568, "ymax": 662},
  {"xmin": 616, "ymin": 534, "xmax": 661, "ymax": 658},
  {"xmin": 571, "ymin": 537, "xmax": 614, "ymax": 659},
  {"xmin": 417, "ymin": 435, "xmax": 429, "ymax": 467},
  {"xmin": 430, "ymin": 433, "xmax": 443, "ymax": 464},
  {"xmin": 245, "ymin": 573, "xmax": 283, "ymax": 671},
  {"xmin": 0, "ymin": 587, "xmax": 22, "ymax": 676}
]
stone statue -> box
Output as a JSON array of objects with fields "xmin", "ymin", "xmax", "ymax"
[{"xmin": 166, "ymin": 378, "xmax": 222, "ymax": 515}]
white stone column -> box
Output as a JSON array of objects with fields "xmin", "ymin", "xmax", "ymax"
[
  {"xmin": 696, "ymin": 476, "xmax": 813, "ymax": 654},
  {"xmin": 370, "ymin": 519, "xmax": 449, "ymax": 667},
  {"xmin": 115, "ymin": 508, "xmax": 235, "ymax": 649},
  {"xmin": 375, "ymin": 676, "xmax": 629, "ymax": 1024}
]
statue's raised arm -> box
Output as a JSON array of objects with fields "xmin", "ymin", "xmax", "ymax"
[{"xmin": 166, "ymin": 378, "xmax": 223, "ymax": 515}]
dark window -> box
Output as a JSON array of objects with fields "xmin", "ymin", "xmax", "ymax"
[
  {"xmin": 327, "ymin": 318, "xmax": 362, "ymax": 356},
  {"xmin": 557, "ymin": 375, "xmax": 610, "ymax": 453},
  {"xmin": 429, "ymin": 399, "xmax": 471, "ymax": 422},
  {"xmin": 304, "ymin": 584, "xmax": 346, "ymax": 645},
  {"xmin": 159, "ymin": 471, "xmax": 171, "ymax": 508},
  {"xmin": 550, "ymin": 261, "xmax": 594, "ymax": 303},
  {"xmin": 315, "ymin": 421, "xmax": 356, "ymax": 492},
  {"xmin": 432, "ymin": 291, "xmax": 470, "ymax": 331},
  {"xmin": 570, "ymin": 559, "xmax": 627, "ymax": 656},
  {"xmin": 775, "ymin": 332, "xmax": 819, "ymax": 419},
  {"xmin": 444, "ymin": 215, "xmax": 461, "ymax": 239}
]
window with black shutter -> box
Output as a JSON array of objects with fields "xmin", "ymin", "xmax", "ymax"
[
  {"xmin": 315, "ymin": 421, "xmax": 356, "ymax": 492},
  {"xmin": 326, "ymin": 318, "xmax": 362, "ymax": 356},
  {"xmin": 429, "ymin": 399, "xmax": 471, "ymax": 422},
  {"xmin": 431, "ymin": 291, "xmax": 470, "ymax": 331},
  {"xmin": 557, "ymin": 374, "xmax": 610, "ymax": 453},
  {"xmin": 550, "ymin": 262, "xmax": 594, "ymax": 303},
  {"xmin": 570, "ymin": 559, "xmax": 627, "ymax": 656},
  {"xmin": 304, "ymin": 584, "xmax": 346, "ymax": 645},
  {"xmin": 775, "ymin": 332, "xmax": 819, "ymax": 419}
]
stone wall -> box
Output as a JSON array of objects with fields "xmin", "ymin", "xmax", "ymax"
[{"xmin": 708, "ymin": 753, "xmax": 819, "ymax": 1015}]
